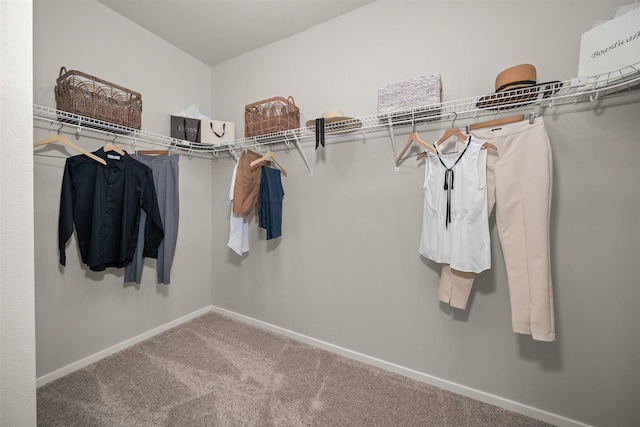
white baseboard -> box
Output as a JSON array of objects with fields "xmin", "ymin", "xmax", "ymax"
[
  {"xmin": 36, "ymin": 304, "xmax": 592, "ymax": 427},
  {"xmin": 210, "ymin": 305, "xmax": 593, "ymax": 427},
  {"xmin": 36, "ymin": 306, "xmax": 212, "ymax": 388}
]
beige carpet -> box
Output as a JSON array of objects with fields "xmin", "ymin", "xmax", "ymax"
[{"xmin": 38, "ymin": 312, "xmax": 553, "ymax": 426}]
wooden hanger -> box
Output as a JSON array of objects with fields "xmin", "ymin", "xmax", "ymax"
[
  {"xmin": 435, "ymin": 127, "xmax": 468, "ymax": 146},
  {"xmin": 103, "ymin": 133, "xmax": 125, "ymax": 155},
  {"xmin": 249, "ymin": 150, "xmax": 287, "ymax": 176},
  {"xmin": 416, "ymin": 150, "xmax": 431, "ymax": 161},
  {"xmin": 136, "ymin": 149, "xmax": 169, "ymax": 155},
  {"xmin": 34, "ymin": 132, "xmax": 107, "ymax": 165},
  {"xmin": 103, "ymin": 143, "xmax": 125, "ymax": 155},
  {"xmin": 436, "ymin": 127, "xmax": 497, "ymax": 151},
  {"xmin": 395, "ymin": 132, "xmax": 436, "ymax": 166},
  {"xmin": 469, "ymin": 114, "xmax": 524, "ymax": 131}
]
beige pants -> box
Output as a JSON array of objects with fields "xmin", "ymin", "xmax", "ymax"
[{"xmin": 438, "ymin": 117, "xmax": 555, "ymax": 342}]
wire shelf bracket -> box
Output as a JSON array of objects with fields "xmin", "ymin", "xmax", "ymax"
[{"xmin": 33, "ymin": 62, "xmax": 640, "ymax": 172}]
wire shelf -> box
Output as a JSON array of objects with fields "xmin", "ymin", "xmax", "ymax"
[{"xmin": 34, "ymin": 62, "xmax": 640, "ymax": 158}]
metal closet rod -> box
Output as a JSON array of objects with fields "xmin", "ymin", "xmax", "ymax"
[
  {"xmin": 31, "ymin": 106, "xmax": 324, "ymax": 162},
  {"xmin": 32, "ymin": 62, "xmax": 640, "ymax": 158},
  {"xmin": 31, "ymin": 106, "xmax": 368, "ymax": 153},
  {"xmin": 31, "ymin": 106, "xmax": 318, "ymax": 174},
  {"xmin": 32, "ymin": 111, "xmax": 234, "ymax": 156}
]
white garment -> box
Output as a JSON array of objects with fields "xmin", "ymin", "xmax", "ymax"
[
  {"xmin": 228, "ymin": 164, "xmax": 249, "ymax": 255},
  {"xmin": 419, "ymin": 135, "xmax": 490, "ymax": 273}
]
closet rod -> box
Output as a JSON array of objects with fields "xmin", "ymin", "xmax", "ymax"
[
  {"xmin": 33, "ymin": 62, "xmax": 640, "ymax": 159},
  {"xmin": 32, "ymin": 109, "xmax": 228, "ymax": 156}
]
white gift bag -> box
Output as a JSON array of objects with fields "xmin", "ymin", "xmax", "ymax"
[
  {"xmin": 200, "ymin": 119, "xmax": 235, "ymax": 145},
  {"xmin": 578, "ymin": 5, "xmax": 640, "ymax": 81}
]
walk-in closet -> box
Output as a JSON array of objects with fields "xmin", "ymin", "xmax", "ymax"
[{"xmin": 2, "ymin": 1, "xmax": 639, "ymax": 426}]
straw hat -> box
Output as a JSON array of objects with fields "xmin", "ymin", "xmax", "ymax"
[
  {"xmin": 305, "ymin": 109, "xmax": 362, "ymax": 130},
  {"xmin": 477, "ymin": 64, "xmax": 560, "ymax": 110}
]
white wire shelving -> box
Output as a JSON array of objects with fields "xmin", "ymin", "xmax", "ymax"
[{"xmin": 33, "ymin": 62, "xmax": 640, "ymax": 174}]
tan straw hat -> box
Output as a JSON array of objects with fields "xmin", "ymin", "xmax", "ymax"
[
  {"xmin": 477, "ymin": 64, "xmax": 560, "ymax": 110},
  {"xmin": 494, "ymin": 64, "xmax": 537, "ymax": 91},
  {"xmin": 305, "ymin": 109, "xmax": 362, "ymax": 130}
]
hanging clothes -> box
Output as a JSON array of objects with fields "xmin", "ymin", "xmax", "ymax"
[
  {"xmin": 228, "ymin": 163, "xmax": 250, "ymax": 255},
  {"xmin": 258, "ymin": 166, "xmax": 285, "ymax": 240},
  {"xmin": 233, "ymin": 150, "xmax": 263, "ymax": 216},
  {"xmin": 438, "ymin": 118, "xmax": 555, "ymax": 342},
  {"xmin": 419, "ymin": 135, "xmax": 490, "ymax": 274},
  {"xmin": 125, "ymin": 153, "xmax": 179, "ymax": 284},
  {"xmin": 59, "ymin": 148, "xmax": 164, "ymax": 272}
]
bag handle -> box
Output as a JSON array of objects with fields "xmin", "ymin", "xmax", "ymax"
[{"xmin": 210, "ymin": 122, "xmax": 226, "ymax": 138}]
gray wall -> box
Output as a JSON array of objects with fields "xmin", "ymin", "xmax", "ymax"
[
  {"xmin": 209, "ymin": 2, "xmax": 640, "ymax": 426},
  {"xmin": 27, "ymin": 1, "xmax": 640, "ymax": 426},
  {"xmin": 33, "ymin": 0, "xmax": 215, "ymax": 379},
  {"xmin": 1, "ymin": 1, "xmax": 36, "ymax": 425}
]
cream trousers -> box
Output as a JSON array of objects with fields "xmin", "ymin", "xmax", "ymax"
[{"xmin": 438, "ymin": 117, "xmax": 555, "ymax": 342}]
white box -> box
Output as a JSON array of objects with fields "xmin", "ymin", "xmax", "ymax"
[
  {"xmin": 578, "ymin": 6, "xmax": 640, "ymax": 81},
  {"xmin": 200, "ymin": 119, "xmax": 235, "ymax": 145}
]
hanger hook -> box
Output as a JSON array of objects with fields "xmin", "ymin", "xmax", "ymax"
[
  {"xmin": 451, "ymin": 112, "xmax": 458, "ymax": 128},
  {"xmin": 111, "ymin": 133, "xmax": 117, "ymax": 143},
  {"xmin": 57, "ymin": 121, "xmax": 64, "ymax": 135}
]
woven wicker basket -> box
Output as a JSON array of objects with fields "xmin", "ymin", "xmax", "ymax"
[
  {"xmin": 245, "ymin": 96, "xmax": 300, "ymax": 137},
  {"xmin": 55, "ymin": 67, "xmax": 142, "ymax": 130}
]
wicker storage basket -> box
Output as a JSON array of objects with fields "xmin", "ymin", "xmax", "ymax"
[
  {"xmin": 245, "ymin": 96, "xmax": 300, "ymax": 137},
  {"xmin": 55, "ymin": 67, "xmax": 142, "ymax": 130}
]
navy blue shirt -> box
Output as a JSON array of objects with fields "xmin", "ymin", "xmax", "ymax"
[{"xmin": 59, "ymin": 148, "xmax": 164, "ymax": 271}]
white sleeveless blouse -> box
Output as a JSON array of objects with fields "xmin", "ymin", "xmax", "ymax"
[{"xmin": 419, "ymin": 135, "xmax": 491, "ymax": 273}]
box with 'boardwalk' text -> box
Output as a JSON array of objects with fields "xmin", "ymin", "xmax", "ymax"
[{"xmin": 578, "ymin": 6, "xmax": 640, "ymax": 81}]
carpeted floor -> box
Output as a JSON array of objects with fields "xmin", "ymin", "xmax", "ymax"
[{"xmin": 38, "ymin": 312, "xmax": 553, "ymax": 426}]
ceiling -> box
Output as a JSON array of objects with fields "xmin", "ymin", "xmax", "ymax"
[{"xmin": 98, "ymin": 0, "xmax": 375, "ymax": 67}]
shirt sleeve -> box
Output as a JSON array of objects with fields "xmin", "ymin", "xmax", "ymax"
[
  {"xmin": 141, "ymin": 171, "xmax": 164, "ymax": 258},
  {"xmin": 58, "ymin": 159, "xmax": 75, "ymax": 266}
]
